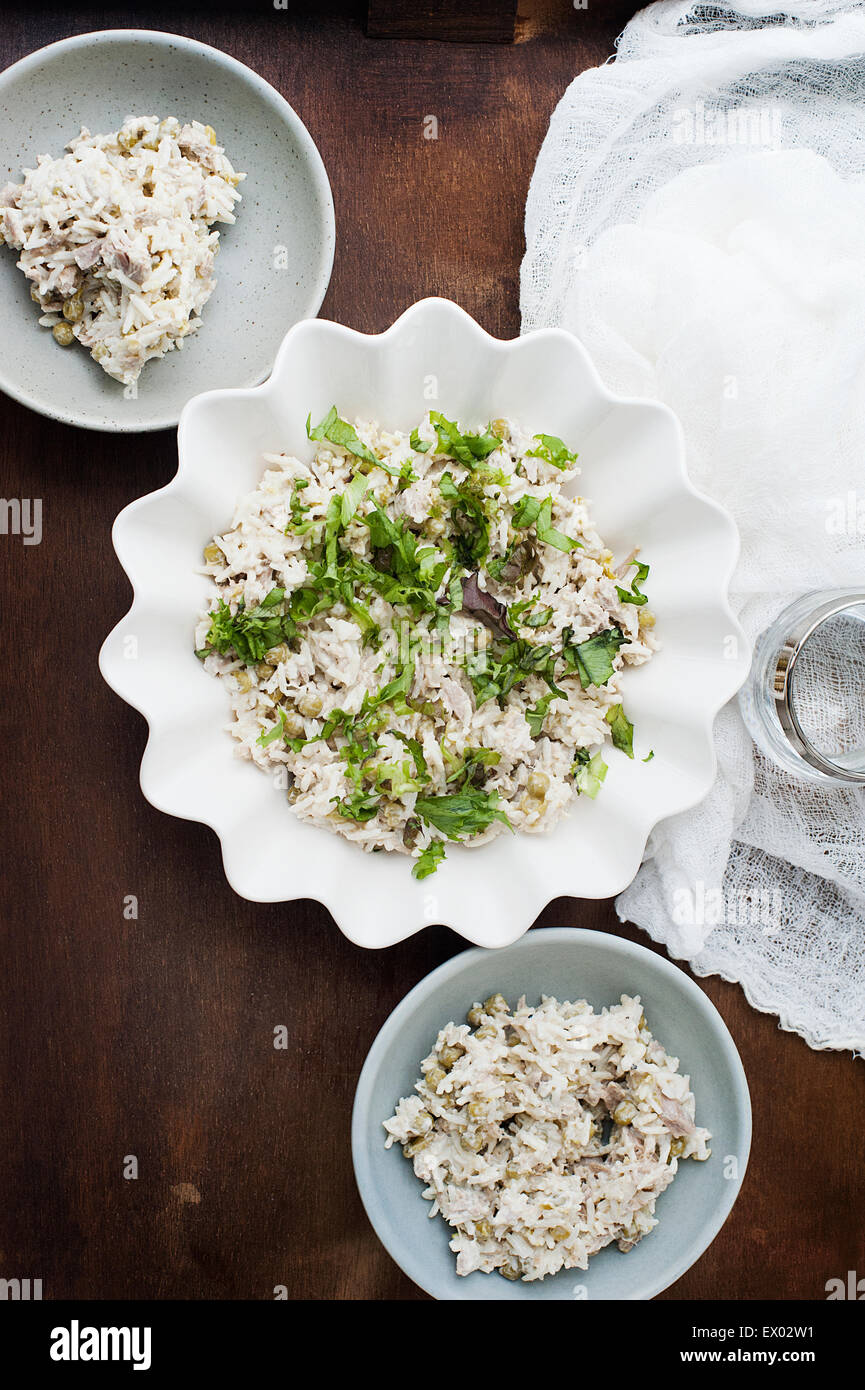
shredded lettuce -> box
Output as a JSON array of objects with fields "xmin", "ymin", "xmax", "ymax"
[
  {"xmin": 573, "ymin": 748, "xmax": 608, "ymax": 798},
  {"xmin": 605, "ymin": 704, "xmax": 635, "ymax": 759},
  {"xmin": 615, "ymin": 559, "xmax": 650, "ymax": 607},
  {"xmin": 429, "ymin": 411, "xmax": 502, "ymax": 466},
  {"xmin": 562, "ymin": 626, "xmax": 626, "ymax": 689},
  {"xmin": 527, "ymin": 433, "xmax": 578, "ymax": 470},
  {"xmin": 512, "ymin": 493, "xmax": 579, "ymax": 553},
  {"xmin": 306, "ymin": 406, "xmax": 378, "ymax": 464}
]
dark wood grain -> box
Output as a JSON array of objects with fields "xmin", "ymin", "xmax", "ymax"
[
  {"xmin": 0, "ymin": 0, "xmax": 861, "ymax": 1302},
  {"xmin": 367, "ymin": 0, "xmax": 518, "ymax": 43}
]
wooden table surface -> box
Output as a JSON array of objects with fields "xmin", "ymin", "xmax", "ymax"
[{"xmin": 1, "ymin": 1, "xmax": 861, "ymax": 1302}]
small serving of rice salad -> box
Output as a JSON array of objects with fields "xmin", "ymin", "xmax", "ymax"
[
  {"xmin": 194, "ymin": 409, "xmax": 656, "ymax": 878},
  {"xmin": 384, "ymin": 992, "xmax": 711, "ymax": 1282},
  {"xmin": 0, "ymin": 115, "xmax": 243, "ymax": 385}
]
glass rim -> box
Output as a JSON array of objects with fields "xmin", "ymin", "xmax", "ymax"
[{"xmin": 773, "ymin": 592, "xmax": 865, "ymax": 784}]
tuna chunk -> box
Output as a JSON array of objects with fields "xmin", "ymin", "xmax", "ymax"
[
  {"xmin": 658, "ymin": 1095, "xmax": 695, "ymax": 1137},
  {"xmin": 73, "ymin": 238, "xmax": 104, "ymax": 271},
  {"xmin": 102, "ymin": 227, "xmax": 150, "ymax": 284},
  {"xmin": 1, "ymin": 206, "xmax": 24, "ymax": 243},
  {"xmin": 601, "ymin": 1082, "xmax": 628, "ymax": 1111}
]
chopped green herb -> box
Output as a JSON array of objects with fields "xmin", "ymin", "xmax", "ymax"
[
  {"xmin": 322, "ymin": 495, "xmax": 343, "ymax": 578},
  {"xmin": 340, "ymin": 474, "xmax": 368, "ymax": 526},
  {"xmin": 526, "ymin": 690, "xmax": 560, "ymax": 737},
  {"xmin": 605, "ymin": 704, "xmax": 635, "ymax": 759},
  {"xmin": 527, "ymin": 433, "xmax": 578, "ymax": 470},
  {"xmin": 331, "ymin": 786, "xmax": 381, "ymax": 822},
  {"xmin": 465, "ymin": 634, "xmax": 564, "ymax": 709},
  {"xmin": 257, "ymin": 708, "xmax": 287, "ymax": 748},
  {"xmin": 572, "ymin": 748, "xmax": 608, "ymax": 798},
  {"xmin": 615, "ymin": 559, "xmax": 650, "ymax": 607},
  {"xmin": 412, "ymin": 839, "xmax": 447, "ymax": 879},
  {"xmin": 511, "ymin": 493, "xmax": 578, "ymax": 553},
  {"xmin": 414, "ymin": 788, "xmax": 512, "ymax": 841},
  {"xmin": 429, "ymin": 411, "xmax": 502, "ymax": 467},
  {"xmin": 203, "ymin": 587, "xmax": 296, "ymax": 665},
  {"xmin": 393, "ymin": 731, "xmax": 430, "ymax": 784},
  {"xmin": 508, "ymin": 595, "xmax": 537, "ymax": 624},
  {"xmin": 397, "ymin": 459, "xmax": 418, "ymax": 489},
  {"xmin": 374, "ymin": 759, "xmax": 422, "ymax": 797},
  {"xmin": 512, "ymin": 495, "xmax": 542, "ymax": 530},
  {"xmin": 439, "ymin": 471, "xmax": 490, "ymax": 569},
  {"xmin": 375, "ymin": 656, "xmax": 416, "ymax": 708},
  {"xmin": 347, "ymin": 598, "xmax": 380, "ymax": 646},
  {"xmin": 562, "ymin": 626, "xmax": 625, "ymax": 689},
  {"xmin": 286, "ymin": 478, "xmax": 310, "ymax": 531},
  {"xmin": 445, "ymin": 745, "xmax": 500, "ymax": 791},
  {"xmin": 535, "ymin": 496, "xmax": 579, "ymax": 553},
  {"xmin": 410, "ymin": 427, "xmax": 432, "ymax": 454},
  {"xmin": 306, "ymin": 406, "xmax": 378, "ymax": 465},
  {"xmin": 524, "ymin": 605, "xmax": 553, "ymax": 629}
]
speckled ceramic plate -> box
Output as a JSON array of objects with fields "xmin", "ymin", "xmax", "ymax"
[{"xmin": 0, "ymin": 29, "xmax": 335, "ymax": 432}]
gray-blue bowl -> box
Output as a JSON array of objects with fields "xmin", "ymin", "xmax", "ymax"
[
  {"xmin": 352, "ymin": 927, "xmax": 751, "ymax": 1301},
  {"xmin": 0, "ymin": 30, "xmax": 335, "ymax": 431}
]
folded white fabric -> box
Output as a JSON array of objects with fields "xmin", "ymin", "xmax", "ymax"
[{"xmin": 521, "ymin": 0, "xmax": 865, "ymax": 1053}]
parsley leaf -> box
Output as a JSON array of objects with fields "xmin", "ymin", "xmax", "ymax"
[
  {"xmin": 414, "ymin": 788, "xmax": 512, "ymax": 840},
  {"xmin": 397, "ymin": 459, "xmax": 418, "ymax": 489},
  {"xmin": 204, "ymin": 587, "xmax": 296, "ymax": 665},
  {"xmin": 393, "ymin": 731, "xmax": 430, "ymax": 784},
  {"xmin": 375, "ymin": 656, "xmax": 415, "ymax": 708},
  {"xmin": 412, "ymin": 839, "xmax": 447, "ymax": 879},
  {"xmin": 332, "ymin": 787, "xmax": 381, "ymax": 822},
  {"xmin": 374, "ymin": 759, "xmax": 423, "ymax": 797},
  {"xmin": 257, "ymin": 707, "xmax": 287, "ymax": 748}
]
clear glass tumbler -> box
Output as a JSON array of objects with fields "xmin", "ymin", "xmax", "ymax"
[{"xmin": 738, "ymin": 590, "xmax": 865, "ymax": 785}]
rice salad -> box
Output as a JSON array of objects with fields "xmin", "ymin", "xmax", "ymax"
[
  {"xmin": 194, "ymin": 409, "xmax": 656, "ymax": 878},
  {"xmin": 384, "ymin": 991, "xmax": 711, "ymax": 1282},
  {"xmin": 0, "ymin": 115, "xmax": 243, "ymax": 384}
]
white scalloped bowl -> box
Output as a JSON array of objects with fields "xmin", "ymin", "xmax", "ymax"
[{"xmin": 99, "ymin": 298, "xmax": 748, "ymax": 948}]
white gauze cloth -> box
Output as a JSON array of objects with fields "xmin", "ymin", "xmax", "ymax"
[{"xmin": 521, "ymin": 0, "xmax": 865, "ymax": 1054}]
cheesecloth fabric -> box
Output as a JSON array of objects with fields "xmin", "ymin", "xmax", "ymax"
[{"xmin": 521, "ymin": 0, "xmax": 865, "ymax": 1053}]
